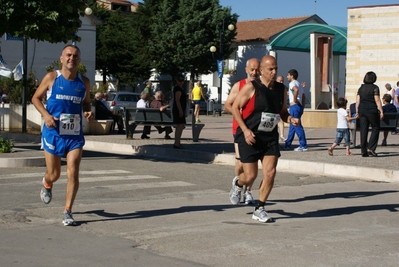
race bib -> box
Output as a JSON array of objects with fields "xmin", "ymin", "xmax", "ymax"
[
  {"xmin": 59, "ymin": 113, "xmax": 80, "ymax": 135},
  {"xmin": 257, "ymin": 112, "xmax": 280, "ymax": 132}
]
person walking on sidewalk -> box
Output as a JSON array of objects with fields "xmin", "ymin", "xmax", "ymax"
[
  {"xmin": 355, "ymin": 71, "xmax": 384, "ymax": 157},
  {"xmin": 328, "ymin": 97, "xmax": 357, "ymax": 156},
  {"xmin": 224, "ymin": 58, "xmax": 260, "ymax": 205},
  {"xmin": 172, "ymin": 73, "xmax": 187, "ymax": 149},
  {"xmin": 230, "ymin": 55, "xmax": 299, "ymax": 222},
  {"xmin": 284, "ymin": 69, "xmax": 308, "ymax": 151},
  {"xmin": 191, "ymin": 80, "xmax": 206, "ymax": 123},
  {"xmin": 31, "ymin": 44, "xmax": 93, "ymax": 226}
]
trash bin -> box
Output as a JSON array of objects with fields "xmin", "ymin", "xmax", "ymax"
[{"xmin": 207, "ymin": 101, "xmax": 214, "ymax": 115}]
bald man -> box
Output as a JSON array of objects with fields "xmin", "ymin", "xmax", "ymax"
[
  {"xmin": 224, "ymin": 58, "xmax": 260, "ymax": 205},
  {"xmin": 229, "ymin": 55, "xmax": 299, "ymax": 222}
]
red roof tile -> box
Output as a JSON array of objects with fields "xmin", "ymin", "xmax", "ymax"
[{"xmin": 236, "ymin": 15, "xmax": 326, "ymax": 42}]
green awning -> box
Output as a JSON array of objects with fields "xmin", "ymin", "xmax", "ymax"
[{"xmin": 270, "ymin": 23, "xmax": 347, "ymax": 55}]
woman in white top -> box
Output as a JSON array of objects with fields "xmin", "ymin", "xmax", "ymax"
[{"xmin": 385, "ymin": 83, "xmax": 395, "ymax": 104}]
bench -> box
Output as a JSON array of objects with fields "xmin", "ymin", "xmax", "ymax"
[
  {"xmin": 88, "ymin": 106, "xmax": 114, "ymax": 135},
  {"xmin": 124, "ymin": 108, "xmax": 205, "ymax": 142},
  {"xmin": 349, "ymin": 112, "xmax": 399, "ymax": 147}
]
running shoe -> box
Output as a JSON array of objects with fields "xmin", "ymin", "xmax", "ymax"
[
  {"xmin": 62, "ymin": 210, "xmax": 76, "ymax": 226},
  {"xmin": 252, "ymin": 207, "xmax": 273, "ymax": 223},
  {"xmin": 40, "ymin": 178, "xmax": 52, "ymax": 204},
  {"xmin": 229, "ymin": 176, "xmax": 242, "ymax": 205},
  {"xmin": 243, "ymin": 190, "xmax": 255, "ymax": 205},
  {"xmin": 294, "ymin": 147, "xmax": 308, "ymax": 152}
]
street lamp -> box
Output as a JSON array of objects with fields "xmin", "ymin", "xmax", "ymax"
[{"xmin": 210, "ymin": 19, "xmax": 235, "ymax": 116}]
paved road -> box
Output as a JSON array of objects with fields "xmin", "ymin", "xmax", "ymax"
[{"xmin": 1, "ymin": 152, "xmax": 398, "ymax": 267}]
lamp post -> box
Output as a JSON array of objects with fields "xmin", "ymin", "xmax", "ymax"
[{"xmin": 210, "ymin": 19, "xmax": 234, "ymax": 116}]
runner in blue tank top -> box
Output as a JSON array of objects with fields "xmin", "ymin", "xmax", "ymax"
[{"xmin": 32, "ymin": 44, "xmax": 93, "ymax": 226}]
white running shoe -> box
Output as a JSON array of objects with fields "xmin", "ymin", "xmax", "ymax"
[
  {"xmin": 243, "ymin": 190, "xmax": 255, "ymax": 205},
  {"xmin": 252, "ymin": 207, "xmax": 273, "ymax": 223},
  {"xmin": 229, "ymin": 176, "xmax": 242, "ymax": 205}
]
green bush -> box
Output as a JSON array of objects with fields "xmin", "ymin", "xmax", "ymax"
[{"xmin": 0, "ymin": 137, "xmax": 13, "ymax": 153}]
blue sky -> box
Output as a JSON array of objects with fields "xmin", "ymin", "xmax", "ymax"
[{"xmin": 219, "ymin": 0, "xmax": 399, "ymax": 27}]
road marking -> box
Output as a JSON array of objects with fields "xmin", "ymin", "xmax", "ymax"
[
  {"xmin": 101, "ymin": 181, "xmax": 194, "ymax": 191},
  {"xmin": 0, "ymin": 170, "xmax": 133, "ymax": 180}
]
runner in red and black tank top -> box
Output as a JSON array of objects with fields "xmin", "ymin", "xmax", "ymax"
[
  {"xmin": 232, "ymin": 79, "xmax": 255, "ymax": 135},
  {"xmin": 235, "ymin": 78, "xmax": 285, "ymax": 144}
]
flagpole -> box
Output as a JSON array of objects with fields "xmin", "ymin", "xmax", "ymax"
[{"xmin": 22, "ymin": 37, "xmax": 27, "ymax": 133}]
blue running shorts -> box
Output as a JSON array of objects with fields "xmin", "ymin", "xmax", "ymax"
[{"xmin": 42, "ymin": 134, "xmax": 85, "ymax": 157}]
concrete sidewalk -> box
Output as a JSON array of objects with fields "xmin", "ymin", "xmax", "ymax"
[{"xmin": 1, "ymin": 114, "xmax": 398, "ymax": 182}]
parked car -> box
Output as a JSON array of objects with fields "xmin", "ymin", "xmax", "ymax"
[{"xmin": 107, "ymin": 91, "xmax": 141, "ymax": 115}]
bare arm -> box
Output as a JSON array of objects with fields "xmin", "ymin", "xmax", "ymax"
[
  {"xmin": 224, "ymin": 81, "xmax": 240, "ymax": 114},
  {"xmin": 31, "ymin": 72, "xmax": 57, "ymax": 128},
  {"xmin": 374, "ymin": 94, "xmax": 384, "ymax": 120},
  {"xmin": 292, "ymin": 85, "xmax": 299, "ymax": 104},
  {"xmin": 174, "ymin": 91, "xmax": 184, "ymax": 117},
  {"xmin": 280, "ymin": 87, "xmax": 299, "ymax": 126},
  {"xmin": 231, "ymin": 83, "xmax": 256, "ymax": 145}
]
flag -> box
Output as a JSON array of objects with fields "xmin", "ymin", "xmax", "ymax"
[
  {"xmin": 13, "ymin": 60, "xmax": 23, "ymax": 81},
  {"xmin": 217, "ymin": 59, "xmax": 224, "ymax": 79},
  {"xmin": 0, "ymin": 54, "xmax": 12, "ymax": 78}
]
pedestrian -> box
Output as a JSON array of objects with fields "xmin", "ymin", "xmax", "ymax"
[
  {"xmin": 276, "ymin": 75, "xmax": 288, "ymax": 142},
  {"xmin": 355, "ymin": 71, "xmax": 384, "ymax": 157},
  {"xmin": 224, "ymin": 58, "xmax": 260, "ymax": 205},
  {"xmin": 230, "ymin": 55, "xmax": 299, "ymax": 222},
  {"xmin": 328, "ymin": 97, "xmax": 357, "ymax": 156},
  {"xmin": 284, "ymin": 69, "xmax": 308, "ymax": 151},
  {"xmin": 384, "ymin": 83, "xmax": 395, "ymax": 104},
  {"xmin": 191, "ymin": 80, "xmax": 206, "ymax": 123},
  {"xmin": 31, "ymin": 44, "xmax": 93, "ymax": 226},
  {"xmin": 381, "ymin": 94, "xmax": 397, "ymax": 146},
  {"xmin": 172, "ymin": 73, "xmax": 187, "ymax": 149}
]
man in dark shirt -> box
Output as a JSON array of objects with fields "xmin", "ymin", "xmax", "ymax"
[
  {"xmin": 94, "ymin": 92, "xmax": 124, "ymax": 134},
  {"xmin": 150, "ymin": 91, "xmax": 173, "ymax": 139},
  {"xmin": 381, "ymin": 94, "xmax": 397, "ymax": 146}
]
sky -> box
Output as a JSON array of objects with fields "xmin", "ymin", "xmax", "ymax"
[{"xmin": 219, "ymin": 0, "xmax": 399, "ymax": 27}]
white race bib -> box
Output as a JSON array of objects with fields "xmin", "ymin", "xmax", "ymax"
[
  {"xmin": 257, "ymin": 112, "xmax": 280, "ymax": 132},
  {"xmin": 59, "ymin": 113, "xmax": 80, "ymax": 135}
]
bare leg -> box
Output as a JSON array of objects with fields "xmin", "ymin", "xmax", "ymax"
[
  {"xmin": 194, "ymin": 104, "xmax": 200, "ymax": 121},
  {"xmin": 174, "ymin": 123, "xmax": 185, "ymax": 146},
  {"xmin": 258, "ymin": 155, "xmax": 278, "ymax": 203},
  {"xmin": 43, "ymin": 151, "xmax": 62, "ymax": 184},
  {"xmin": 64, "ymin": 148, "xmax": 83, "ymax": 211}
]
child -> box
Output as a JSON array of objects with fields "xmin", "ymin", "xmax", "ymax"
[{"xmin": 328, "ymin": 97, "xmax": 357, "ymax": 156}]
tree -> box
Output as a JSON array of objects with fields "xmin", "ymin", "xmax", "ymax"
[
  {"xmin": 93, "ymin": 4, "xmax": 151, "ymax": 89},
  {"xmin": 0, "ymin": 0, "xmax": 87, "ymax": 43},
  {"xmin": 134, "ymin": 0, "xmax": 237, "ymax": 86}
]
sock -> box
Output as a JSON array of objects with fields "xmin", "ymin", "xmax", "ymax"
[
  {"xmin": 235, "ymin": 179, "xmax": 243, "ymax": 188},
  {"xmin": 256, "ymin": 201, "xmax": 265, "ymax": 209},
  {"xmin": 43, "ymin": 177, "xmax": 52, "ymax": 189}
]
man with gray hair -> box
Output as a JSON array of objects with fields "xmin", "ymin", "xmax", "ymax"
[
  {"xmin": 150, "ymin": 90, "xmax": 173, "ymax": 139},
  {"xmin": 94, "ymin": 92, "xmax": 124, "ymax": 133}
]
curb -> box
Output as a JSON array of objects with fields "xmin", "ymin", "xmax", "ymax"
[
  {"xmin": 84, "ymin": 140, "xmax": 399, "ymax": 183},
  {"xmin": 0, "ymin": 157, "xmax": 46, "ymax": 168}
]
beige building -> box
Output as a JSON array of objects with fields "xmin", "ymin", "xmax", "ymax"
[{"xmin": 346, "ymin": 4, "xmax": 399, "ymax": 103}]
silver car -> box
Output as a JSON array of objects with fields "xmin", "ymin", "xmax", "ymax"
[{"xmin": 107, "ymin": 91, "xmax": 141, "ymax": 115}]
